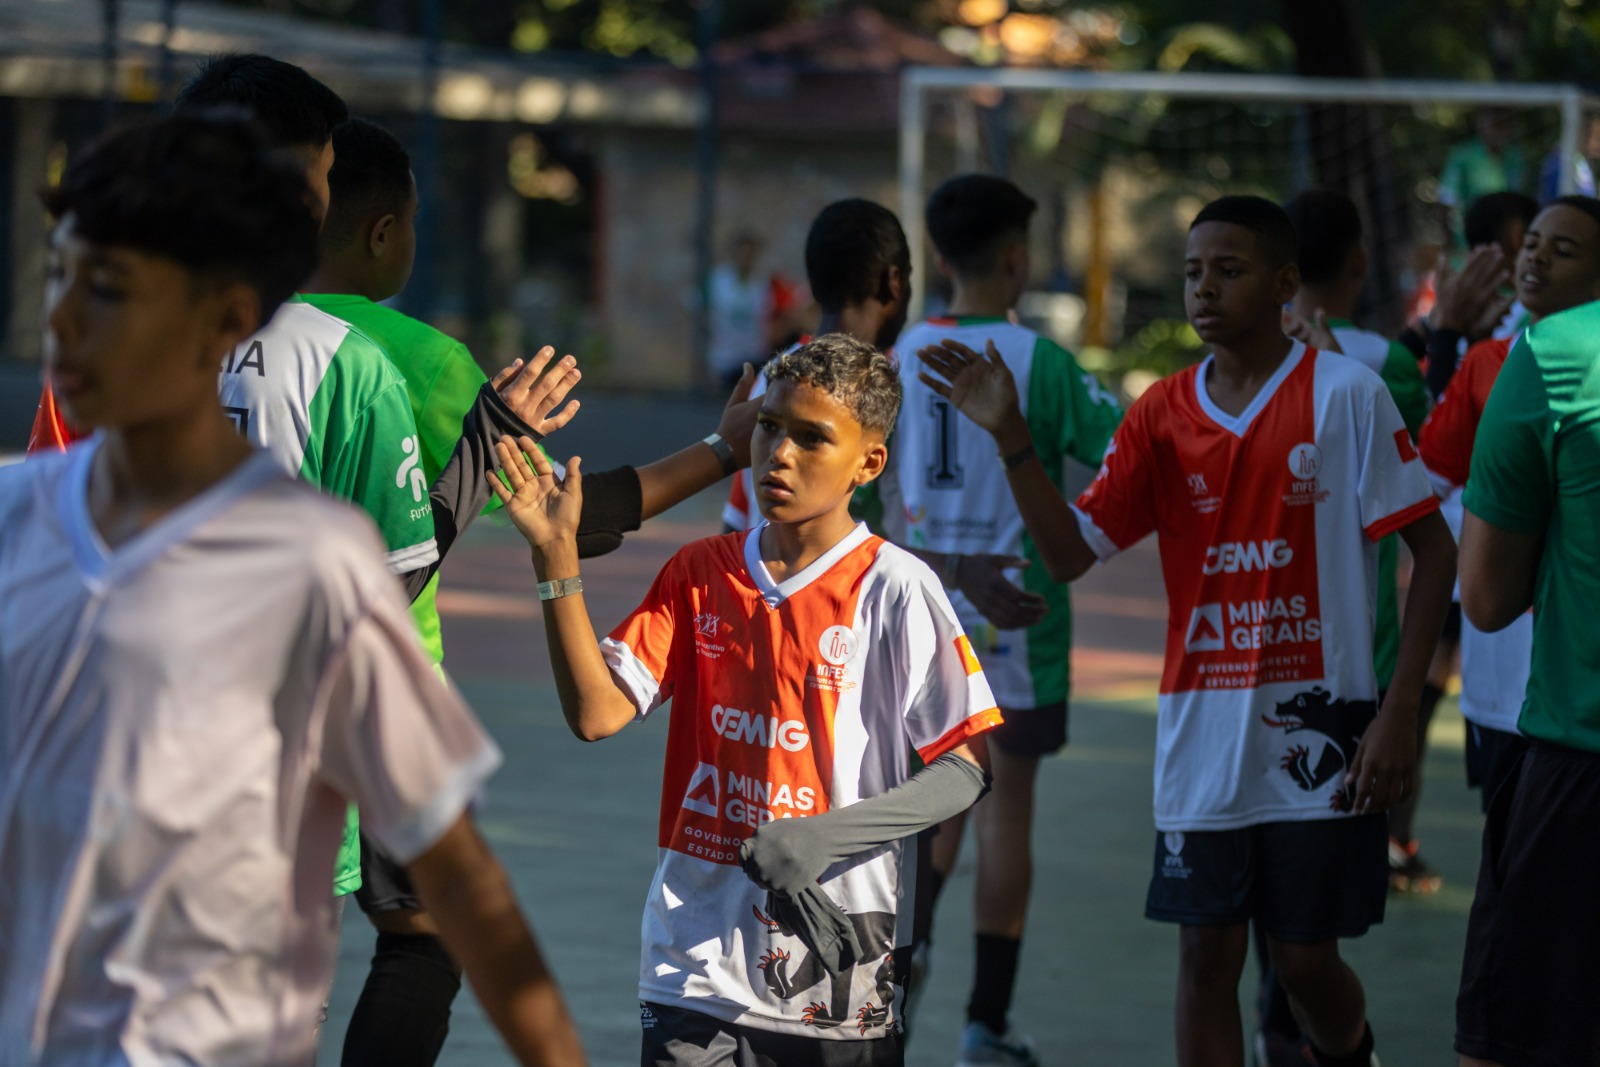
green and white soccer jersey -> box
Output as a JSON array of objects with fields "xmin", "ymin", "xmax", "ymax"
[
  {"xmin": 1328, "ymin": 321, "xmax": 1430, "ymax": 690},
  {"xmin": 218, "ymin": 296, "xmax": 439, "ymax": 895},
  {"xmin": 302, "ymin": 293, "xmax": 496, "ymax": 669},
  {"xmin": 218, "ymin": 297, "xmax": 438, "ymax": 576},
  {"xmin": 889, "ymin": 316, "xmax": 1123, "ymax": 709}
]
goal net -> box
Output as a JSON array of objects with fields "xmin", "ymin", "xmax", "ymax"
[{"xmin": 899, "ymin": 70, "xmax": 1600, "ymax": 388}]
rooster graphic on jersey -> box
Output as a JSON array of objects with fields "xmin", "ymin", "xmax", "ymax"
[
  {"xmin": 751, "ymin": 895, "xmax": 897, "ymax": 1035},
  {"xmin": 1261, "ymin": 687, "xmax": 1377, "ymax": 811}
]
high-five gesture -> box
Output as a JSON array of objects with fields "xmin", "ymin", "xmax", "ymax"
[
  {"xmin": 490, "ymin": 347, "xmax": 583, "ymax": 437},
  {"xmin": 490, "ymin": 435, "xmax": 584, "ymax": 560},
  {"xmin": 917, "ymin": 339, "xmax": 1030, "ymax": 453}
]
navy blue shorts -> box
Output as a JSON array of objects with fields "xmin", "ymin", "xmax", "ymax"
[{"xmin": 1145, "ymin": 815, "xmax": 1388, "ymax": 941}]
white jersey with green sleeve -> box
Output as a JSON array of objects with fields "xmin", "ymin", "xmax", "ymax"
[
  {"xmin": 888, "ymin": 316, "xmax": 1123, "ymax": 709},
  {"xmin": 217, "ymin": 297, "xmax": 438, "ymax": 575}
]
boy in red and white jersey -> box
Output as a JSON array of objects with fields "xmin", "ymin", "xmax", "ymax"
[
  {"xmin": 917, "ymin": 196, "xmax": 1456, "ymax": 1067},
  {"xmin": 495, "ymin": 335, "xmax": 999, "ymax": 1065},
  {"xmin": 1419, "ymin": 195, "xmax": 1600, "ymax": 808}
]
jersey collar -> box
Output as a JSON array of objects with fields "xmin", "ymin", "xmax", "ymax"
[
  {"xmin": 59, "ymin": 439, "xmax": 284, "ymax": 588},
  {"xmin": 1194, "ymin": 340, "xmax": 1306, "ymax": 438},
  {"xmin": 743, "ymin": 521, "xmax": 873, "ymax": 609}
]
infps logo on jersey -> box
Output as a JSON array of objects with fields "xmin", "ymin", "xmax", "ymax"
[
  {"xmin": 818, "ymin": 625, "xmax": 858, "ymax": 667},
  {"xmin": 1287, "ymin": 442, "xmax": 1323, "ymax": 480},
  {"xmin": 680, "ymin": 762, "xmax": 720, "ymax": 817},
  {"xmin": 396, "ymin": 435, "xmax": 428, "ymax": 503},
  {"xmin": 1185, "ymin": 603, "xmax": 1226, "ymax": 652}
]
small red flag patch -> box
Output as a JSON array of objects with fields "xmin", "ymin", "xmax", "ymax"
[{"xmin": 1394, "ymin": 429, "xmax": 1418, "ymax": 463}]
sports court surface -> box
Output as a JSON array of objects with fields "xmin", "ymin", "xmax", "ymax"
[{"xmin": 317, "ymin": 400, "xmax": 1484, "ymax": 1066}]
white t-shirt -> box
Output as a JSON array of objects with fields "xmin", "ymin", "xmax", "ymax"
[
  {"xmin": 1072, "ymin": 344, "xmax": 1438, "ymax": 830},
  {"xmin": 0, "ymin": 443, "xmax": 500, "ymax": 1066},
  {"xmin": 601, "ymin": 524, "xmax": 999, "ymax": 1038},
  {"xmin": 708, "ymin": 266, "xmax": 772, "ymax": 377}
]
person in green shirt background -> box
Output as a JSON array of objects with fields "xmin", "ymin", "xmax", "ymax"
[
  {"xmin": 1439, "ymin": 108, "xmax": 1528, "ymax": 248},
  {"xmin": 1454, "ymin": 295, "xmax": 1600, "ymax": 1067}
]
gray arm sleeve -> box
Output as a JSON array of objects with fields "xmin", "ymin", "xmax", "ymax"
[
  {"xmin": 400, "ymin": 384, "xmax": 540, "ymax": 602},
  {"xmin": 738, "ymin": 752, "xmax": 989, "ymax": 896}
]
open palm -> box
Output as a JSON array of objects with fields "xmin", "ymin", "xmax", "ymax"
[
  {"xmin": 916, "ymin": 339, "xmax": 1021, "ymax": 436},
  {"xmin": 490, "ymin": 434, "xmax": 584, "ymax": 553}
]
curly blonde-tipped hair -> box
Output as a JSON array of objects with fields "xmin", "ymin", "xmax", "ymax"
[{"xmin": 763, "ymin": 333, "xmax": 901, "ymax": 436}]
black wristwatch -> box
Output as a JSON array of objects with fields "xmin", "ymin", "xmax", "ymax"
[{"xmin": 703, "ymin": 432, "xmax": 738, "ymax": 476}]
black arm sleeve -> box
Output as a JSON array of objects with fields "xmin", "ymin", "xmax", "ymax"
[
  {"xmin": 1425, "ymin": 328, "xmax": 1465, "ymax": 400},
  {"xmin": 1394, "ymin": 325, "xmax": 1429, "ymax": 361},
  {"xmin": 397, "ymin": 384, "xmax": 647, "ymax": 601}
]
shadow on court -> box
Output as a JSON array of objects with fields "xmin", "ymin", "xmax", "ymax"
[{"xmin": 320, "ymin": 481, "xmax": 1483, "ymax": 1067}]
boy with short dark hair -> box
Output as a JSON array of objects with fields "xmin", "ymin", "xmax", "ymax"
[
  {"xmin": 917, "ymin": 195, "xmax": 1457, "ymax": 1067},
  {"xmin": 493, "ymin": 334, "xmax": 1000, "ymax": 1066},
  {"xmin": 723, "ymin": 197, "xmax": 912, "ymax": 534},
  {"xmin": 1419, "ymin": 195, "xmax": 1600, "ymax": 815},
  {"xmin": 889, "ymin": 172, "xmax": 1122, "ymax": 1067},
  {"xmin": 0, "ymin": 110, "xmax": 583, "ymax": 1067}
]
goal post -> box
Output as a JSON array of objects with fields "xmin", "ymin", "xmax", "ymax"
[{"xmin": 898, "ymin": 68, "xmax": 1600, "ymax": 371}]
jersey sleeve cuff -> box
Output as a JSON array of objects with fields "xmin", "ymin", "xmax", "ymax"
[
  {"xmin": 600, "ymin": 637, "xmax": 664, "ymax": 719},
  {"xmin": 1363, "ymin": 495, "xmax": 1440, "ymax": 542},
  {"xmin": 1070, "ymin": 505, "xmax": 1121, "ymax": 562},
  {"xmin": 1461, "ymin": 487, "xmax": 1543, "ymax": 534},
  {"xmin": 369, "ymin": 739, "xmax": 504, "ymax": 866},
  {"xmin": 917, "ymin": 707, "xmax": 1004, "ymax": 764},
  {"xmin": 385, "ymin": 538, "xmax": 440, "ymax": 575}
]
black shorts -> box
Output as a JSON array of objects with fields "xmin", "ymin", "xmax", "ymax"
[
  {"xmin": 641, "ymin": 1002, "xmax": 902, "ymax": 1067},
  {"xmin": 353, "ymin": 833, "xmax": 422, "ymax": 915},
  {"xmin": 1457, "ymin": 740, "xmax": 1600, "ymax": 1067},
  {"xmin": 989, "ymin": 700, "xmax": 1068, "ymax": 756},
  {"xmin": 1144, "ymin": 815, "xmax": 1388, "ymax": 941},
  {"xmin": 1463, "ymin": 722, "xmax": 1530, "ymax": 812}
]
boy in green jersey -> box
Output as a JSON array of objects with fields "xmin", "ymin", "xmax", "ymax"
[
  {"xmin": 1455, "ymin": 294, "xmax": 1600, "ymax": 1067},
  {"xmin": 302, "ymin": 114, "xmax": 766, "ymax": 1067},
  {"xmin": 890, "ymin": 174, "xmax": 1123, "ymax": 1066}
]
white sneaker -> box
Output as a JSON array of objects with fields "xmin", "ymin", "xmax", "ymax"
[{"xmin": 956, "ymin": 1021, "xmax": 1040, "ymax": 1067}]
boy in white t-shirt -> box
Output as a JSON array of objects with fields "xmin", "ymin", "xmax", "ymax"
[
  {"xmin": 916, "ymin": 196, "xmax": 1456, "ymax": 1067},
  {"xmin": 0, "ymin": 112, "xmax": 583, "ymax": 1067},
  {"xmin": 492, "ymin": 335, "xmax": 1000, "ymax": 1066}
]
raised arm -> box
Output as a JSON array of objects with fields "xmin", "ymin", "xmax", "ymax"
[
  {"xmin": 400, "ymin": 348, "xmax": 583, "ymax": 601},
  {"xmin": 491, "ymin": 435, "xmax": 638, "ymax": 741},
  {"xmin": 917, "ymin": 339, "xmax": 1099, "ymax": 583},
  {"xmin": 634, "ymin": 363, "xmax": 761, "ymax": 520},
  {"xmin": 408, "ymin": 816, "xmax": 587, "ymax": 1067}
]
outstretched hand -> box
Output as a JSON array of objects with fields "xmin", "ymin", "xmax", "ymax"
[
  {"xmin": 916, "ymin": 339, "xmax": 1024, "ymax": 440},
  {"xmin": 490, "ymin": 346, "xmax": 583, "ymax": 437},
  {"xmin": 1283, "ymin": 307, "xmax": 1343, "ymax": 354},
  {"xmin": 489, "ymin": 435, "xmax": 584, "ymax": 559},
  {"xmin": 716, "ymin": 362, "xmax": 761, "ymax": 469}
]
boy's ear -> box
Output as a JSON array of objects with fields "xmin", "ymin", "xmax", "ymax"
[
  {"xmin": 1274, "ymin": 261, "xmax": 1302, "ymax": 306},
  {"xmin": 854, "ymin": 436, "xmax": 889, "ymax": 487},
  {"xmin": 206, "ymin": 282, "xmax": 264, "ymax": 366},
  {"xmin": 368, "ymin": 213, "xmax": 398, "ymax": 259},
  {"xmin": 1350, "ymin": 244, "xmax": 1369, "ymax": 282},
  {"xmin": 877, "ymin": 262, "xmax": 903, "ymax": 307}
]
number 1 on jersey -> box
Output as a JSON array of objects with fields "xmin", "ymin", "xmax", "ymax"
[{"xmin": 927, "ymin": 396, "xmax": 964, "ymax": 490}]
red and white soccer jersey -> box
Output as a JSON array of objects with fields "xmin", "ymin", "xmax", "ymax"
[
  {"xmin": 1072, "ymin": 343, "xmax": 1437, "ymax": 830},
  {"xmin": 1417, "ymin": 335, "xmax": 1531, "ymax": 734},
  {"xmin": 600, "ymin": 523, "xmax": 999, "ymax": 1038}
]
